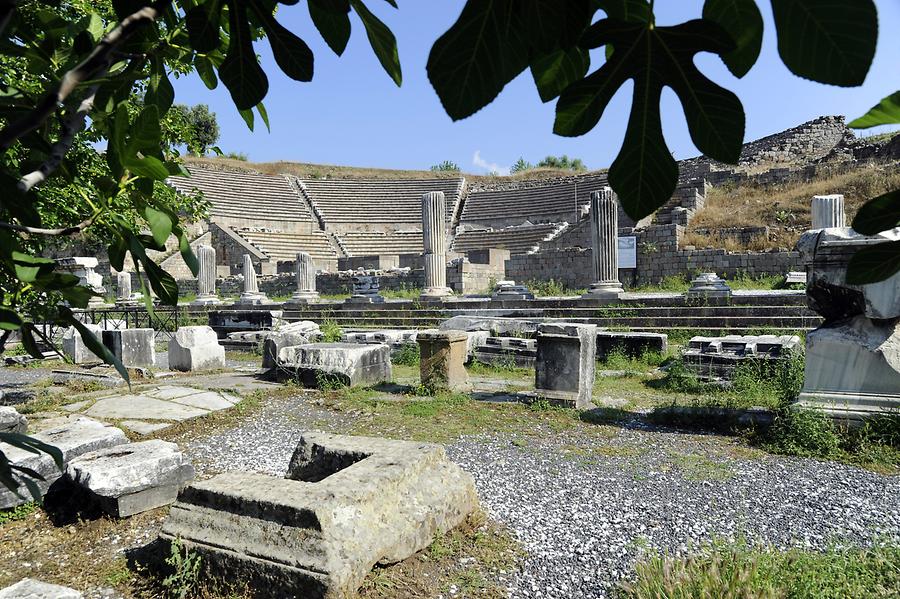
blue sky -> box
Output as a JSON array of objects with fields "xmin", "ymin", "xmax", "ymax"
[{"xmin": 172, "ymin": 1, "xmax": 900, "ymax": 175}]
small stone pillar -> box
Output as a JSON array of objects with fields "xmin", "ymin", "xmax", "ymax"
[
  {"xmin": 115, "ymin": 271, "xmax": 135, "ymax": 306},
  {"xmin": 238, "ymin": 254, "xmax": 268, "ymax": 305},
  {"xmin": 290, "ymin": 251, "xmax": 319, "ymax": 303},
  {"xmin": 583, "ymin": 188, "xmax": 624, "ymax": 300},
  {"xmin": 421, "ymin": 191, "xmax": 452, "ymax": 300},
  {"xmin": 534, "ymin": 322, "xmax": 597, "ymax": 409},
  {"xmin": 811, "ymin": 194, "xmax": 846, "ymax": 230},
  {"xmin": 192, "ymin": 244, "xmax": 221, "ymax": 305},
  {"xmin": 417, "ymin": 329, "xmax": 471, "ymax": 392}
]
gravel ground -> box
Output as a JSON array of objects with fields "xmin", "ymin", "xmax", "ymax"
[{"xmin": 187, "ymin": 393, "xmax": 900, "ymax": 599}]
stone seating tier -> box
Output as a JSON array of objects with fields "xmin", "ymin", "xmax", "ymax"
[
  {"xmin": 300, "ymin": 178, "xmax": 462, "ymax": 225},
  {"xmin": 336, "ymin": 230, "xmax": 425, "ymax": 257},
  {"xmin": 460, "ymin": 173, "xmax": 618, "ymax": 227},
  {"xmin": 168, "ymin": 167, "xmax": 315, "ymax": 223},
  {"xmin": 451, "ymin": 223, "xmax": 568, "ymax": 255},
  {"xmin": 235, "ymin": 229, "xmax": 338, "ymax": 262}
]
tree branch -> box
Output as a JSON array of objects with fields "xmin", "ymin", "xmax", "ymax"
[
  {"xmin": 0, "ymin": 213, "xmax": 98, "ymax": 236},
  {"xmin": 16, "ymin": 84, "xmax": 100, "ymax": 193},
  {"xmin": 0, "ymin": 0, "xmax": 171, "ymax": 150}
]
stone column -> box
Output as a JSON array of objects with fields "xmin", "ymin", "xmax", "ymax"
[
  {"xmin": 239, "ymin": 254, "xmax": 268, "ymax": 304},
  {"xmin": 291, "ymin": 251, "xmax": 320, "ymax": 303},
  {"xmin": 811, "ymin": 194, "xmax": 845, "ymax": 229},
  {"xmin": 192, "ymin": 244, "xmax": 221, "ymax": 305},
  {"xmin": 420, "ymin": 191, "xmax": 452, "ymax": 300},
  {"xmin": 114, "ymin": 271, "xmax": 135, "ymax": 306},
  {"xmin": 583, "ymin": 187, "xmax": 624, "ymax": 299}
]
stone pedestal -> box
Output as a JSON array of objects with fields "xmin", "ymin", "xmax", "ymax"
[
  {"xmin": 794, "ymin": 227, "xmax": 900, "ymax": 420},
  {"xmin": 56, "ymin": 257, "xmax": 106, "ymax": 307},
  {"xmin": 420, "ymin": 191, "xmax": 452, "ymax": 300},
  {"xmin": 237, "ymin": 254, "xmax": 268, "ymax": 305},
  {"xmin": 534, "ymin": 323, "xmax": 597, "ymax": 409},
  {"xmin": 114, "ymin": 271, "xmax": 138, "ymax": 307},
  {"xmin": 160, "ymin": 432, "xmax": 477, "ymax": 599},
  {"xmin": 289, "ymin": 251, "xmax": 319, "ymax": 304},
  {"xmin": 62, "ymin": 323, "xmax": 103, "ymax": 364},
  {"xmin": 686, "ymin": 272, "xmax": 731, "ymax": 299},
  {"xmin": 346, "ymin": 273, "xmax": 385, "ymax": 304},
  {"xmin": 417, "ymin": 330, "xmax": 471, "ymax": 392},
  {"xmin": 192, "ymin": 244, "xmax": 221, "ymax": 305},
  {"xmin": 168, "ymin": 326, "xmax": 225, "ymax": 372},
  {"xmin": 811, "ymin": 194, "xmax": 846, "ymax": 230},
  {"xmin": 491, "ymin": 280, "xmax": 534, "ymax": 300},
  {"xmin": 102, "ymin": 328, "xmax": 156, "ymax": 368},
  {"xmin": 583, "ymin": 188, "xmax": 624, "ymax": 300}
]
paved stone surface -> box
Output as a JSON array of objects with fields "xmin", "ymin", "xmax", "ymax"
[
  {"xmin": 120, "ymin": 420, "xmax": 170, "ymax": 435},
  {"xmin": 79, "ymin": 386, "xmax": 240, "ymax": 428},
  {"xmin": 0, "ymin": 578, "xmax": 83, "ymax": 598},
  {"xmin": 187, "ymin": 393, "xmax": 900, "ymax": 599}
]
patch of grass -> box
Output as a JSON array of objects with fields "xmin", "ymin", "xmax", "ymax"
[
  {"xmin": 724, "ymin": 273, "xmax": 784, "ymax": 290},
  {"xmin": 359, "ymin": 510, "xmax": 523, "ymax": 599},
  {"xmin": 667, "ymin": 452, "xmax": 734, "ymax": 481},
  {"xmin": 468, "ymin": 357, "xmax": 530, "ymax": 377},
  {"xmin": 224, "ymin": 350, "xmax": 261, "ymax": 362},
  {"xmin": 600, "ymin": 347, "xmax": 668, "ymax": 374},
  {"xmin": 629, "ymin": 274, "xmax": 692, "ymax": 293},
  {"xmin": 382, "ymin": 285, "xmax": 424, "ymax": 300},
  {"xmin": 621, "ymin": 540, "xmax": 900, "ymax": 599},
  {"xmin": 319, "ymin": 319, "xmax": 343, "ymax": 343},
  {"xmin": 758, "ymin": 410, "xmax": 900, "ymax": 474},
  {"xmin": 0, "ymin": 502, "xmax": 37, "ymax": 526},
  {"xmin": 526, "ymin": 278, "xmax": 585, "ymax": 297}
]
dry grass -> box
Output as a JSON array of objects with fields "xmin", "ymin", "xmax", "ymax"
[
  {"xmin": 687, "ymin": 164, "xmax": 900, "ymax": 250},
  {"xmin": 679, "ymin": 230, "xmax": 775, "ymax": 252},
  {"xmin": 185, "ymin": 156, "xmax": 600, "ymax": 184}
]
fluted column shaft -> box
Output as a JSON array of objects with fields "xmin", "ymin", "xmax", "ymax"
[
  {"xmin": 811, "ymin": 194, "xmax": 846, "ymax": 229},
  {"xmin": 197, "ymin": 245, "xmax": 216, "ymax": 298},
  {"xmin": 421, "ymin": 191, "xmax": 451, "ymax": 297},
  {"xmin": 291, "ymin": 251, "xmax": 319, "ymax": 302},
  {"xmin": 243, "ymin": 254, "xmax": 258, "ymax": 293},
  {"xmin": 116, "ymin": 271, "xmax": 131, "ymax": 300},
  {"xmin": 583, "ymin": 187, "xmax": 624, "ymax": 298}
]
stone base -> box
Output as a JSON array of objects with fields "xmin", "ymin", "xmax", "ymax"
[
  {"xmin": 160, "ymin": 432, "xmax": 477, "ymax": 599},
  {"xmin": 276, "ymin": 343, "xmax": 392, "ymax": 387},
  {"xmin": 417, "ymin": 330, "xmax": 471, "ymax": 392},
  {"xmin": 237, "ymin": 293, "xmax": 269, "ymax": 305},
  {"xmin": 191, "ymin": 295, "xmax": 222, "ymax": 306},
  {"xmin": 582, "ymin": 282, "xmax": 623, "ymax": 300},
  {"xmin": 288, "ymin": 291, "xmax": 320, "ymax": 304},
  {"xmin": 346, "ymin": 294, "xmax": 385, "ymax": 304},
  {"xmin": 535, "ymin": 323, "xmax": 597, "ymax": 410},
  {"xmin": 168, "ymin": 326, "xmax": 226, "ymax": 372},
  {"xmin": 420, "ymin": 287, "xmax": 452, "ymax": 301},
  {"xmin": 796, "ymin": 391, "xmax": 900, "ymax": 423}
]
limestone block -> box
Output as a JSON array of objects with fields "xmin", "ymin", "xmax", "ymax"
[
  {"xmin": 161, "ymin": 432, "xmax": 477, "ymax": 599},
  {"xmin": 439, "ymin": 315, "xmax": 538, "ymax": 337},
  {"xmin": 417, "ymin": 330, "xmax": 470, "ymax": 392},
  {"xmin": 0, "ymin": 418, "xmax": 128, "ymax": 509},
  {"xmin": 61, "ymin": 324, "xmax": 103, "ymax": 364},
  {"xmin": 0, "ymin": 406, "xmax": 26, "ymax": 433},
  {"xmin": 798, "ymin": 227, "xmax": 900, "ymax": 320},
  {"xmin": 535, "ymin": 323, "xmax": 597, "ymax": 409},
  {"xmin": 65, "ymin": 440, "xmax": 195, "ymax": 517},
  {"xmin": 167, "ymin": 326, "xmax": 225, "ymax": 372},
  {"xmin": 0, "ymin": 578, "xmax": 83, "ymax": 598},
  {"xmin": 277, "ymin": 343, "xmax": 392, "ymax": 387},
  {"xmin": 686, "ymin": 273, "xmax": 731, "ymax": 299},
  {"xmin": 102, "ymin": 328, "xmax": 155, "ymax": 368},
  {"xmin": 262, "ymin": 331, "xmax": 311, "ymax": 370},
  {"xmin": 796, "ymin": 315, "xmax": 900, "ymax": 420}
]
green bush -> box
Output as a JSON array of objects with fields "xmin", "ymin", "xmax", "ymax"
[
  {"xmin": 393, "ymin": 343, "xmax": 420, "ymax": 366},
  {"xmin": 430, "ymin": 160, "xmax": 460, "ymax": 172},
  {"xmin": 320, "ymin": 319, "xmax": 343, "ymax": 343},
  {"xmin": 765, "ymin": 408, "xmax": 843, "ymax": 458}
]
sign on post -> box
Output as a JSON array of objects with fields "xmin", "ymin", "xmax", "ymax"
[{"xmin": 618, "ymin": 236, "xmax": 636, "ymax": 269}]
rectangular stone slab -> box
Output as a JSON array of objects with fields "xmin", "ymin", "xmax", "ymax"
[
  {"xmin": 276, "ymin": 343, "xmax": 392, "ymax": 387},
  {"xmin": 0, "ymin": 418, "xmax": 127, "ymax": 509},
  {"xmin": 161, "ymin": 432, "xmax": 477, "ymax": 599}
]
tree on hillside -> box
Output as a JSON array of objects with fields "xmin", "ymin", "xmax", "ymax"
[
  {"xmin": 171, "ymin": 104, "xmax": 221, "ymax": 155},
  {"xmin": 536, "ymin": 155, "xmax": 587, "ymax": 172},
  {"xmin": 510, "ymin": 157, "xmax": 532, "ymax": 174},
  {"xmin": 0, "ymin": 0, "xmax": 891, "ymax": 495},
  {"xmin": 430, "ymin": 160, "xmax": 460, "ymax": 172}
]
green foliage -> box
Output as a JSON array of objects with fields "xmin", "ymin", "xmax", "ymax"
[
  {"xmin": 0, "ymin": 501, "xmax": 37, "ymax": 526},
  {"xmin": 428, "ymin": 0, "xmax": 877, "ymax": 220},
  {"xmin": 319, "ymin": 319, "xmax": 343, "ymax": 343},
  {"xmin": 510, "ymin": 157, "xmax": 532, "ymax": 174},
  {"xmin": 224, "ymin": 151, "xmax": 248, "ymax": 161},
  {"xmin": 527, "ymin": 278, "xmax": 584, "ymax": 297},
  {"xmin": 171, "ymin": 104, "xmax": 220, "ymax": 155},
  {"xmin": 535, "ymin": 155, "xmax": 586, "ymax": 172},
  {"xmin": 622, "ymin": 540, "xmax": 900, "ymax": 599},
  {"xmin": 764, "ymin": 408, "xmax": 843, "ymax": 458},
  {"xmin": 162, "ymin": 537, "xmax": 202, "ymax": 599},
  {"xmin": 393, "ymin": 343, "xmax": 420, "ymax": 366},
  {"xmin": 430, "ymin": 160, "xmax": 461, "ymax": 172},
  {"xmin": 315, "ymin": 371, "xmax": 348, "ymax": 392}
]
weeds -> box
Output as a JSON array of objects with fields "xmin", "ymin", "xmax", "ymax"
[
  {"xmin": 621, "ymin": 540, "xmax": 900, "ymax": 598},
  {"xmin": 393, "ymin": 344, "xmax": 420, "ymax": 366},
  {"xmin": 162, "ymin": 538, "xmax": 202, "ymax": 599},
  {"xmin": 0, "ymin": 502, "xmax": 37, "ymax": 526},
  {"xmin": 319, "ymin": 319, "xmax": 343, "ymax": 343},
  {"xmin": 525, "ymin": 279, "xmax": 585, "ymax": 297}
]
